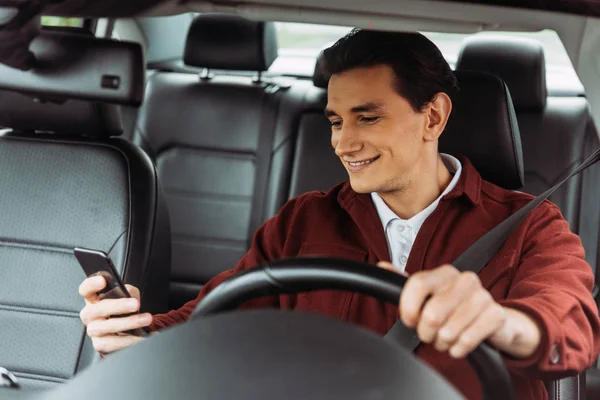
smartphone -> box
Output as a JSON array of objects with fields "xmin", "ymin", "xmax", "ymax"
[{"xmin": 74, "ymin": 247, "xmax": 149, "ymax": 337}]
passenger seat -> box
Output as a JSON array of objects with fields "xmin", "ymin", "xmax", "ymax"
[
  {"xmin": 133, "ymin": 14, "xmax": 304, "ymax": 309},
  {"xmin": 0, "ymin": 32, "xmax": 170, "ymax": 387}
]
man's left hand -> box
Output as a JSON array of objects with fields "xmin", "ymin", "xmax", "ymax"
[{"xmin": 378, "ymin": 262, "xmax": 542, "ymax": 359}]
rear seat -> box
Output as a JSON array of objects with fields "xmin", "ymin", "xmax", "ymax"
[
  {"xmin": 133, "ymin": 14, "xmax": 307, "ymax": 309},
  {"xmin": 455, "ymin": 35, "xmax": 600, "ymax": 277}
]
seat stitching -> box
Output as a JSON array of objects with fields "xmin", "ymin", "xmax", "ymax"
[{"xmin": 0, "ymin": 304, "xmax": 80, "ymax": 317}]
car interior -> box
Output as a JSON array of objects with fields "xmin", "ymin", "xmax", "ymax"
[{"xmin": 1, "ymin": 0, "xmax": 600, "ymax": 399}]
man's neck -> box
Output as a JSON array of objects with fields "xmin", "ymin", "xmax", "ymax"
[{"xmin": 377, "ymin": 154, "xmax": 452, "ymax": 220}]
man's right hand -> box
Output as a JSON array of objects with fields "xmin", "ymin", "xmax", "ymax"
[{"xmin": 78, "ymin": 276, "xmax": 153, "ymax": 355}]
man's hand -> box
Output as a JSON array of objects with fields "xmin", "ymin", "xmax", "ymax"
[
  {"xmin": 79, "ymin": 276, "xmax": 152, "ymax": 355},
  {"xmin": 378, "ymin": 262, "xmax": 542, "ymax": 359}
]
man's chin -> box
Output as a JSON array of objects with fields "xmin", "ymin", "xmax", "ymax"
[{"xmin": 349, "ymin": 178, "xmax": 376, "ymax": 194}]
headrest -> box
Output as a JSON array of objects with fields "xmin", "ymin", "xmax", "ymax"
[
  {"xmin": 0, "ymin": 90, "xmax": 123, "ymax": 137},
  {"xmin": 184, "ymin": 14, "xmax": 278, "ymax": 71},
  {"xmin": 0, "ymin": 30, "xmax": 144, "ymax": 106},
  {"xmin": 441, "ymin": 71, "xmax": 524, "ymax": 189},
  {"xmin": 456, "ymin": 36, "xmax": 547, "ymax": 110}
]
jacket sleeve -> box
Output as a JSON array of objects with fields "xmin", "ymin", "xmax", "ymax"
[
  {"xmin": 498, "ymin": 202, "xmax": 600, "ymax": 380},
  {"xmin": 149, "ymin": 196, "xmax": 302, "ymax": 331}
]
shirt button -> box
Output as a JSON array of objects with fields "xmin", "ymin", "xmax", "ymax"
[
  {"xmin": 397, "ymin": 226, "xmax": 405, "ymax": 233},
  {"xmin": 549, "ymin": 345, "xmax": 560, "ymax": 364},
  {"xmin": 400, "ymin": 255, "xmax": 408, "ymax": 264}
]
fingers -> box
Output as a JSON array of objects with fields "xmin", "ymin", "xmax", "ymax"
[
  {"xmin": 400, "ymin": 265, "xmax": 458, "ymax": 328},
  {"xmin": 417, "ymin": 271, "xmax": 482, "ymax": 344},
  {"xmin": 125, "ymin": 284, "xmax": 141, "ymax": 302},
  {"xmin": 447, "ymin": 303, "xmax": 507, "ymax": 358},
  {"xmin": 431, "ymin": 289, "xmax": 495, "ymax": 352},
  {"xmin": 87, "ymin": 313, "xmax": 152, "ymax": 337},
  {"xmin": 78, "ymin": 278, "xmax": 146, "ymax": 355},
  {"xmin": 78, "ymin": 276, "xmax": 106, "ymax": 304},
  {"xmin": 80, "ymin": 297, "xmax": 140, "ymax": 326},
  {"xmin": 376, "ymin": 262, "xmax": 409, "ymax": 277},
  {"xmin": 92, "ymin": 334, "xmax": 145, "ymax": 354},
  {"xmin": 377, "ymin": 261, "xmax": 396, "ymax": 272},
  {"xmin": 399, "ymin": 265, "xmax": 509, "ymax": 359}
]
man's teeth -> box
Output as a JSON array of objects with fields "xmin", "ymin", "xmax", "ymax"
[{"xmin": 349, "ymin": 158, "xmax": 377, "ymax": 167}]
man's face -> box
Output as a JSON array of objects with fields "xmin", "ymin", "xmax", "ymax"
[{"xmin": 325, "ymin": 64, "xmax": 429, "ymax": 194}]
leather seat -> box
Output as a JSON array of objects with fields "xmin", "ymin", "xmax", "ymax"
[
  {"xmin": 0, "ymin": 33, "xmax": 170, "ymax": 388},
  {"xmin": 133, "ymin": 14, "xmax": 305, "ymax": 309},
  {"xmin": 455, "ymin": 36, "xmax": 600, "ymax": 400}
]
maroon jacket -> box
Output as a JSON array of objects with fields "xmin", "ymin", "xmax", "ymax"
[{"xmin": 151, "ymin": 157, "xmax": 600, "ymax": 400}]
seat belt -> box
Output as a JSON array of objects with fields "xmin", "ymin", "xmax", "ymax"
[
  {"xmin": 248, "ymin": 83, "xmax": 286, "ymax": 248},
  {"xmin": 384, "ymin": 147, "xmax": 600, "ymax": 351}
]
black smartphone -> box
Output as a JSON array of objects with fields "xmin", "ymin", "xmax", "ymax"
[{"xmin": 74, "ymin": 247, "xmax": 149, "ymax": 337}]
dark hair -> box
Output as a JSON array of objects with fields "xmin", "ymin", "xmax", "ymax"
[{"xmin": 317, "ymin": 29, "xmax": 459, "ymax": 112}]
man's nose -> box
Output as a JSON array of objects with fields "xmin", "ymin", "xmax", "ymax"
[{"xmin": 334, "ymin": 126, "xmax": 362, "ymax": 157}]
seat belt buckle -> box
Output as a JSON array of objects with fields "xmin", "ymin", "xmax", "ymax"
[{"xmin": 0, "ymin": 367, "xmax": 20, "ymax": 389}]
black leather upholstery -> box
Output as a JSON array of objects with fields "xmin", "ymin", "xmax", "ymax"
[
  {"xmin": 134, "ymin": 14, "xmax": 298, "ymax": 309},
  {"xmin": 0, "ymin": 90, "xmax": 123, "ymax": 137},
  {"xmin": 296, "ymin": 70, "xmax": 524, "ymax": 196},
  {"xmin": 0, "ymin": 41, "xmax": 170, "ymax": 388},
  {"xmin": 517, "ymin": 98, "xmax": 595, "ymax": 230},
  {"xmin": 441, "ymin": 71, "xmax": 524, "ymax": 190},
  {"xmin": 184, "ymin": 14, "xmax": 277, "ymax": 71},
  {"xmin": 456, "ymin": 35, "xmax": 546, "ymax": 110},
  {"xmin": 0, "ymin": 132, "xmax": 170, "ymax": 388},
  {"xmin": 288, "ymin": 85, "xmax": 346, "ymax": 197}
]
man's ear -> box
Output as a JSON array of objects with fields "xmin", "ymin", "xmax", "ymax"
[{"xmin": 423, "ymin": 92, "xmax": 453, "ymax": 142}]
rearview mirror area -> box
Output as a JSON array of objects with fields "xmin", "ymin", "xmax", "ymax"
[{"xmin": 0, "ymin": 31, "xmax": 144, "ymax": 106}]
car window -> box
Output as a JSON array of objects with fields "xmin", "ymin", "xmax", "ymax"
[{"xmin": 270, "ymin": 22, "xmax": 583, "ymax": 93}]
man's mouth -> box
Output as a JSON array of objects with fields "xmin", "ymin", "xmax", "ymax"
[{"xmin": 346, "ymin": 156, "xmax": 380, "ymax": 171}]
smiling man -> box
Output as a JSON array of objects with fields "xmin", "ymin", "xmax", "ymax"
[{"xmin": 78, "ymin": 29, "xmax": 600, "ymax": 400}]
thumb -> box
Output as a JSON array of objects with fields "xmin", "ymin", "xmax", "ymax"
[
  {"xmin": 377, "ymin": 261, "xmax": 396, "ymax": 271},
  {"xmin": 125, "ymin": 284, "xmax": 141, "ymax": 302},
  {"xmin": 377, "ymin": 261, "xmax": 409, "ymax": 277}
]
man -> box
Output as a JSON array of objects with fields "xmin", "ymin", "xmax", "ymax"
[{"xmin": 78, "ymin": 29, "xmax": 600, "ymax": 400}]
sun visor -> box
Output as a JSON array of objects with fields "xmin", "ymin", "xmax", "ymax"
[{"xmin": 0, "ymin": 30, "xmax": 145, "ymax": 106}]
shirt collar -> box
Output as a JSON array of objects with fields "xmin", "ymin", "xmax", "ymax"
[{"xmin": 370, "ymin": 154, "xmax": 462, "ymax": 232}]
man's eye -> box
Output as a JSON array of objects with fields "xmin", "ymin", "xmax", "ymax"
[
  {"xmin": 361, "ymin": 116, "xmax": 380, "ymax": 124},
  {"xmin": 330, "ymin": 120, "xmax": 342, "ymax": 128}
]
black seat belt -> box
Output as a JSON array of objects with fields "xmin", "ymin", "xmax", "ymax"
[
  {"xmin": 384, "ymin": 147, "xmax": 600, "ymax": 351},
  {"xmin": 248, "ymin": 83, "xmax": 286, "ymax": 248}
]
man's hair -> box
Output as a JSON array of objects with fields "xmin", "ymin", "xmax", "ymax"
[{"xmin": 317, "ymin": 29, "xmax": 459, "ymax": 112}]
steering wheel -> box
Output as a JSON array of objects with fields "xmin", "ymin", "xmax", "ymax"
[
  {"xmin": 191, "ymin": 257, "xmax": 516, "ymax": 400},
  {"xmin": 3, "ymin": 258, "xmax": 515, "ymax": 400}
]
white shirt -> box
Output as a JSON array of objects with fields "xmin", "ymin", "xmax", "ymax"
[{"xmin": 371, "ymin": 154, "xmax": 462, "ymax": 272}]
